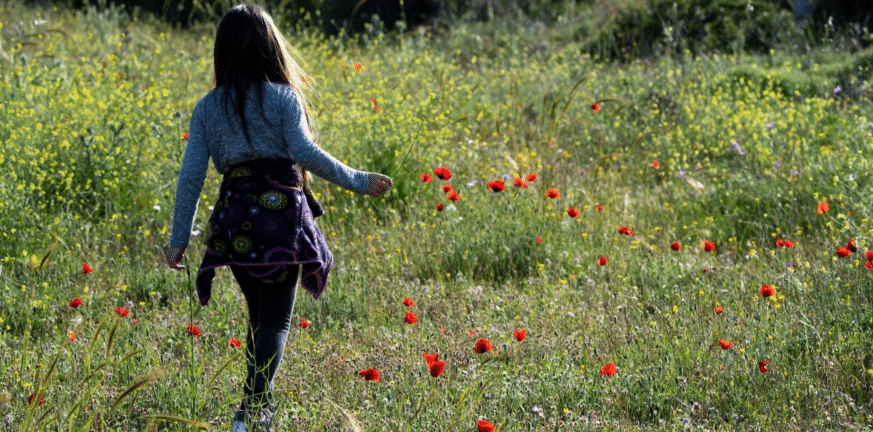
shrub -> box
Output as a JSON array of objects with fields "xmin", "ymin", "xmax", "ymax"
[{"xmin": 587, "ymin": 0, "xmax": 795, "ymax": 60}]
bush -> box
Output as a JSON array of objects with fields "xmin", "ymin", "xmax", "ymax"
[
  {"xmin": 587, "ymin": 0, "xmax": 795, "ymax": 60},
  {"xmin": 725, "ymin": 48, "xmax": 873, "ymax": 100}
]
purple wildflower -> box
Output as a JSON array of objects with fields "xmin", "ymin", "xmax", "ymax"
[{"xmin": 730, "ymin": 139, "xmax": 745, "ymax": 156}]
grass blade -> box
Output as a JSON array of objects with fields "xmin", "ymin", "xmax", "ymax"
[
  {"xmin": 138, "ymin": 414, "xmax": 211, "ymax": 429},
  {"xmin": 109, "ymin": 370, "xmax": 162, "ymax": 413}
]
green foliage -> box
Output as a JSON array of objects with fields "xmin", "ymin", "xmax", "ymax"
[
  {"xmin": 587, "ymin": 0, "xmax": 795, "ymax": 60},
  {"xmin": 725, "ymin": 48, "xmax": 873, "ymax": 100}
]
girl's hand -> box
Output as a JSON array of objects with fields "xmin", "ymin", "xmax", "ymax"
[
  {"xmin": 164, "ymin": 246, "xmax": 186, "ymax": 270},
  {"xmin": 366, "ymin": 172, "xmax": 393, "ymax": 197}
]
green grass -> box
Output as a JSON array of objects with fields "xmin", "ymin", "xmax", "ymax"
[{"xmin": 1, "ymin": 2, "xmax": 872, "ymax": 431}]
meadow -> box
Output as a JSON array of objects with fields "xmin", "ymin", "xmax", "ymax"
[{"xmin": 1, "ymin": 2, "xmax": 872, "ymax": 431}]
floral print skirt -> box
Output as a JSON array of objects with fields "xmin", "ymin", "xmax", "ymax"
[{"xmin": 195, "ymin": 158, "xmax": 333, "ymax": 306}]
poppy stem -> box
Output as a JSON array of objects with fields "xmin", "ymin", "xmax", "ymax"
[
  {"xmin": 184, "ymin": 254, "xmax": 196, "ymax": 416},
  {"xmin": 389, "ymin": 95, "xmax": 434, "ymax": 178}
]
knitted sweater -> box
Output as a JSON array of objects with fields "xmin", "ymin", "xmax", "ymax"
[{"xmin": 170, "ymin": 82, "xmax": 370, "ymax": 248}]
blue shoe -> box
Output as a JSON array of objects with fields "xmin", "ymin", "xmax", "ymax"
[{"xmin": 231, "ymin": 419, "xmax": 247, "ymax": 432}]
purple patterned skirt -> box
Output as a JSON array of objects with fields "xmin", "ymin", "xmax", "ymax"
[{"xmin": 195, "ymin": 158, "xmax": 333, "ymax": 306}]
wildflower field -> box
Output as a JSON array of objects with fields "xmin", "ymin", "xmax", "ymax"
[{"xmin": 1, "ymin": 3, "xmax": 873, "ymax": 431}]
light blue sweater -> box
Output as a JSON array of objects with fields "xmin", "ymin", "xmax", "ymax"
[{"xmin": 170, "ymin": 82, "xmax": 370, "ymax": 248}]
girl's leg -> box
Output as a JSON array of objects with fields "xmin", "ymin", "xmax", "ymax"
[{"xmin": 230, "ymin": 265, "xmax": 300, "ymax": 415}]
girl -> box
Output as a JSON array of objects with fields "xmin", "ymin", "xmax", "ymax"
[{"xmin": 164, "ymin": 5, "xmax": 392, "ymax": 430}]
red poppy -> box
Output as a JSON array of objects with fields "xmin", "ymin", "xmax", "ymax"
[
  {"xmin": 595, "ymin": 205, "xmax": 604, "ymax": 212},
  {"xmin": 545, "ymin": 188, "xmax": 560, "ymax": 199},
  {"xmin": 487, "ymin": 180, "xmax": 505, "ymax": 192},
  {"xmin": 670, "ymin": 242, "xmax": 681, "ymax": 251},
  {"xmin": 703, "ymin": 241, "xmax": 715, "ymax": 252},
  {"xmin": 618, "ymin": 226, "xmax": 634, "ymax": 236},
  {"xmin": 591, "ymin": 102, "xmax": 600, "ymax": 112},
  {"xmin": 115, "ymin": 307, "xmax": 129, "ymax": 317},
  {"xmin": 866, "ymin": 251, "xmax": 873, "ymax": 261},
  {"xmin": 474, "ymin": 338, "xmax": 492, "ymax": 354},
  {"xmin": 837, "ymin": 247, "xmax": 851, "ymax": 258},
  {"xmin": 429, "ymin": 360, "xmax": 445, "ymax": 377},
  {"xmin": 447, "ymin": 191, "xmax": 461, "ymax": 202},
  {"xmin": 760, "ymin": 285, "xmax": 775, "ymax": 297},
  {"xmin": 758, "ymin": 360, "xmax": 769, "ymax": 373},
  {"xmin": 433, "ymin": 167, "xmax": 452, "ymax": 181},
  {"xmin": 403, "ymin": 298, "xmax": 415, "ymax": 307},
  {"xmin": 82, "ymin": 263, "xmax": 93, "ymax": 274},
  {"xmin": 512, "ymin": 178, "xmax": 527, "ymax": 188},
  {"xmin": 784, "ymin": 240, "xmax": 795, "ymax": 248},
  {"xmin": 702, "ymin": 268, "xmax": 711, "ymax": 273},
  {"xmin": 567, "ymin": 207, "xmax": 580, "ymax": 218},
  {"xmin": 442, "ymin": 184, "xmax": 454, "ymax": 193},
  {"xmin": 476, "ymin": 420, "xmax": 496, "ymax": 432},
  {"xmin": 600, "ymin": 362, "xmax": 617, "ymax": 376},
  {"xmin": 817, "ymin": 201, "xmax": 830, "ymax": 214},
  {"xmin": 535, "ymin": 237, "xmax": 543, "ymax": 245},
  {"xmin": 775, "ymin": 239, "xmax": 785, "ymax": 248},
  {"xmin": 597, "ymin": 256, "xmax": 608, "ymax": 266},
  {"xmin": 423, "ymin": 352, "xmax": 439, "ymax": 365},
  {"xmin": 298, "ymin": 319, "xmax": 311, "ymax": 328},
  {"xmin": 186, "ymin": 324, "xmax": 202, "ymax": 336},
  {"xmin": 718, "ymin": 339, "xmax": 734, "ymax": 350},
  {"xmin": 229, "ymin": 337, "xmax": 241, "ymax": 348},
  {"xmin": 353, "ymin": 62, "xmax": 363, "ymax": 72},
  {"xmin": 436, "ymin": 202, "xmax": 444, "ymax": 211},
  {"xmin": 652, "ymin": 160, "xmax": 660, "ymax": 169},
  {"xmin": 525, "ymin": 173, "xmax": 537, "ymax": 182},
  {"xmin": 714, "ymin": 306, "xmax": 724, "ymax": 314},
  {"xmin": 27, "ymin": 394, "xmax": 44, "ymax": 406},
  {"xmin": 867, "ymin": 261, "xmax": 873, "ymax": 269},
  {"xmin": 359, "ymin": 368, "xmax": 380, "ymax": 381},
  {"xmin": 513, "ymin": 328, "xmax": 527, "ymax": 342},
  {"xmin": 69, "ymin": 298, "xmax": 83, "ymax": 308},
  {"xmin": 419, "ymin": 173, "xmax": 432, "ymax": 183},
  {"xmin": 68, "ymin": 331, "xmax": 76, "ymax": 342},
  {"xmin": 846, "ymin": 239, "xmax": 857, "ymax": 252},
  {"xmin": 404, "ymin": 311, "xmax": 418, "ymax": 324}
]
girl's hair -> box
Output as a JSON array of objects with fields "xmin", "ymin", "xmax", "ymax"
[{"xmin": 213, "ymin": 4, "xmax": 316, "ymax": 143}]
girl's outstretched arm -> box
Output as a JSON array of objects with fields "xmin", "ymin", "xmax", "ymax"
[
  {"xmin": 169, "ymin": 99, "xmax": 210, "ymax": 254},
  {"xmin": 279, "ymin": 87, "xmax": 383, "ymax": 195}
]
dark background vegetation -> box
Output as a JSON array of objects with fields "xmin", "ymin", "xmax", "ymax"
[{"xmin": 44, "ymin": 0, "xmax": 873, "ymax": 56}]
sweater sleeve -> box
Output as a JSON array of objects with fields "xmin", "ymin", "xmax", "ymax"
[
  {"xmin": 281, "ymin": 88, "xmax": 370, "ymax": 195},
  {"xmin": 170, "ymin": 100, "xmax": 210, "ymax": 248}
]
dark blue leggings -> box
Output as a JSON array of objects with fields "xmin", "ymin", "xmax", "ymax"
[{"xmin": 230, "ymin": 265, "xmax": 299, "ymax": 413}]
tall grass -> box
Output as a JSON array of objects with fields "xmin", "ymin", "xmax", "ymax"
[{"xmin": 0, "ymin": 2, "xmax": 871, "ymax": 431}]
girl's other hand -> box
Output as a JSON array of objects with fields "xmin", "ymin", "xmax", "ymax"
[
  {"xmin": 366, "ymin": 172, "xmax": 393, "ymax": 197},
  {"xmin": 164, "ymin": 246, "xmax": 186, "ymax": 270}
]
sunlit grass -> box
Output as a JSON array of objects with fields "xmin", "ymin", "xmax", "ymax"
[{"xmin": 1, "ymin": 3, "xmax": 871, "ymax": 431}]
